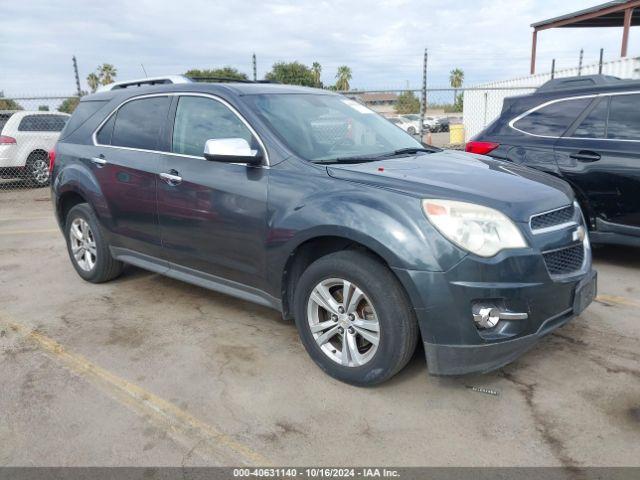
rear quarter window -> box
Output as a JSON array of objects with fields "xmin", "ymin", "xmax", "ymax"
[
  {"xmin": 59, "ymin": 100, "xmax": 108, "ymax": 139},
  {"xmin": 18, "ymin": 114, "xmax": 69, "ymax": 132},
  {"xmin": 512, "ymin": 98, "xmax": 591, "ymax": 137},
  {"xmin": 607, "ymin": 94, "xmax": 640, "ymax": 140}
]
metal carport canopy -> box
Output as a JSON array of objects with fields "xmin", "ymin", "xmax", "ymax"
[{"xmin": 530, "ymin": 1, "xmax": 640, "ymax": 73}]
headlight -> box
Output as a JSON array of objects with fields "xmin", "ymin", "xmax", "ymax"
[{"xmin": 422, "ymin": 199, "xmax": 527, "ymax": 257}]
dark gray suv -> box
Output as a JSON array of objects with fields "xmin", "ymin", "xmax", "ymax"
[{"xmin": 50, "ymin": 76, "xmax": 596, "ymax": 385}]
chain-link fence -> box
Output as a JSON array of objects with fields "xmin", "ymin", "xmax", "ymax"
[{"xmin": 0, "ymin": 95, "xmax": 77, "ymax": 191}]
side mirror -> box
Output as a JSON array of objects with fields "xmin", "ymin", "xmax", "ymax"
[{"xmin": 203, "ymin": 138, "xmax": 263, "ymax": 165}]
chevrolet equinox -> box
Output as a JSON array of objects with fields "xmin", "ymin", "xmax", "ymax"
[{"xmin": 50, "ymin": 76, "xmax": 596, "ymax": 385}]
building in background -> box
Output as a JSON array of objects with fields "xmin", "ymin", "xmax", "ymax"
[{"xmin": 352, "ymin": 92, "xmax": 398, "ymax": 114}]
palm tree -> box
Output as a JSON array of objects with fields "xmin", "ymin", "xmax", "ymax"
[
  {"xmin": 312, "ymin": 62, "xmax": 322, "ymax": 87},
  {"xmin": 335, "ymin": 65, "xmax": 352, "ymax": 91},
  {"xmin": 87, "ymin": 73, "xmax": 100, "ymax": 93},
  {"xmin": 449, "ymin": 68, "xmax": 464, "ymax": 103},
  {"xmin": 98, "ymin": 64, "xmax": 117, "ymax": 85}
]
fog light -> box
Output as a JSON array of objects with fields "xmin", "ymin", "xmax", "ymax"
[
  {"xmin": 472, "ymin": 302, "xmax": 529, "ymax": 329},
  {"xmin": 473, "ymin": 307, "xmax": 501, "ymax": 329}
]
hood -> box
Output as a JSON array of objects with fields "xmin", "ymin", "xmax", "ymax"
[{"xmin": 326, "ymin": 150, "xmax": 573, "ymax": 222}]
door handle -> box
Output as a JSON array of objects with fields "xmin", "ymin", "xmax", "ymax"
[
  {"xmin": 159, "ymin": 171, "xmax": 182, "ymax": 185},
  {"xmin": 569, "ymin": 151, "xmax": 601, "ymax": 162},
  {"xmin": 90, "ymin": 156, "xmax": 107, "ymax": 166}
]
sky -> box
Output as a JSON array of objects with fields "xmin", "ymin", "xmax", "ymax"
[{"xmin": 1, "ymin": 0, "xmax": 639, "ymax": 97}]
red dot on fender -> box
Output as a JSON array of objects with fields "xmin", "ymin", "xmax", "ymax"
[{"xmin": 378, "ymin": 167, "xmax": 384, "ymax": 172}]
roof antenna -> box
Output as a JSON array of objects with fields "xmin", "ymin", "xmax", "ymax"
[{"xmin": 141, "ymin": 63, "xmax": 148, "ymax": 78}]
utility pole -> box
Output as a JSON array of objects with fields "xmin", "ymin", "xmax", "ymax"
[
  {"xmin": 577, "ymin": 48, "xmax": 584, "ymax": 76},
  {"xmin": 551, "ymin": 59, "xmax": 556, "ymax": 79},
  {"xmin": 252, "ymin": 53, "xmax": 257, "ymax": 81},
  {"xmin": 72, "ymin": 55, "xmax": 82, "ymax": 97},
  {"xmin": 598, "ymin": 48, "xmax": 604, "ymax": 74},
  {"xmin": 419, "ymin": 48, "xmax": 428, "ymax": 140}
]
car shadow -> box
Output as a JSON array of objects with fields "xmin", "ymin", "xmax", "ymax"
[{"xmin": 592, "ymin": 244, "xmax": 640, "ymax": 269}]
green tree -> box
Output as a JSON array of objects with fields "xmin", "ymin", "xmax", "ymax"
[
  {"xmin": 87, "ymin": 72, "xmax": 100, "ymax": 93},
  {"xmin": 453, "ymin": 93, "xmax": 463, "ymax": 112},
  {"xmin": 334, "ymin": 65, "xmax": 352, "ymax": 91},
  {"xmin": 0, "ymin": 92, "xmax": 23, "ymax": 110},
  {"xmin": 449, "ymin": 68, "xmax": 464, "ymax": 103},
  {"xmin": 97, "ymin": 63, "xmax": 117, "ymax": 85},
  {"xmin": 185, "ymin": 67, "xmax": 248, "ymax": 81},
  {"xmin": 311, "ymin": 62, "xmax": 322, "ymax": 87},
  {"xmin": 265, "ymin": 62, "xmax": 316, "ymax": 86},
  {"xmin": 394, "ymin": 90, "xmax": 420, "ymax": 114},
  {"xmin": 38, "ymin": 105, "xmax": 49, "ymax": 111},
  {"xmin": 58, "ymin": 97, "xmax": 80, "ymax": 114}
]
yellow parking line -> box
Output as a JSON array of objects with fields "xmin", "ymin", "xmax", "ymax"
[
  {"xmin": 596, "ymin": 294, "xmax": 640, "ymax": 308},
  {"xmin": 4, "ymin": 320, "xmax": 269, "ymax": 466},
  {"xmin": 0, "ymin": 228, "xmax": 59, "ymax": 236}
]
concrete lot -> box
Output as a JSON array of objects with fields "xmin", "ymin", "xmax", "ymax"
[{"xmin": 1, "ymin": 186, "xmax": 639, "ymax": 467}]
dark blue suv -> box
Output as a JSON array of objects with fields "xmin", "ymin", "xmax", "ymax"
[
  {"xmin": 50, "ymin": 76, "xmax": 596, "ymax": 385},
  {"xmin": 469, "ymin": 74, "xmax": 640, "ymax": 247}
]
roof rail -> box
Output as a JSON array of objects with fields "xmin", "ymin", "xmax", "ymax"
[
  {"xmin": 536, "ymin": 74, "xmax": 621, "ymax": 93},
  {"xmin": 96, "ymin": 75, "xmax": 193, "ymax": 92},
  {"xmin": 187, "ymin": 76, "xmax": 276, "ymax": 84}
]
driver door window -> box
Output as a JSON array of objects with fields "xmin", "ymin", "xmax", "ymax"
[{"xmin": 172, "ymin": 96, "xmax": 254, "ymax": 156}]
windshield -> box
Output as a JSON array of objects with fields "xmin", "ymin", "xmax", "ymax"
[{"xmin": 245, "ymin": 94, "xmax": 422, "ymax": 162}]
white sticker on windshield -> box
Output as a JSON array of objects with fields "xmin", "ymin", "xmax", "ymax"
[{"xmin": 342, "ymin": 99, "xmax": 374, "ymax": 114}]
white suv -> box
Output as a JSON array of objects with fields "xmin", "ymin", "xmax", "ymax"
[{"xmin": 0, "ymin": 111, "xmax": 69, "ymax": 186}]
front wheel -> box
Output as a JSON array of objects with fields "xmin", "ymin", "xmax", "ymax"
[{"xmin": 293, "ymin": 250, "xmax": 418, "ymax": 386}]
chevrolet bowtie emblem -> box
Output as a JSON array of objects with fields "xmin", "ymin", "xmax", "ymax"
[{"xmin": 572, "ymin": 226, "xmax": 586, "ymax": 242}]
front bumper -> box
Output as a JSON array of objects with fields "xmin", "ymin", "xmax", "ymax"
[
  {"xmin": 393, "ymin": 237, "xmax": 596, "ymax": 375},
  {"xmin": 425, "ymin": 270, "xmax": 596, "ymax": 375}
]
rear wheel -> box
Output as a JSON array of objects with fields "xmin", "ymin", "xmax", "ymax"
[
  {"xmin": 407, "ymin": 126, "xmax": 416, "ymax": 135},
  {"xmin": 293, "ymin": 250, "xmax": 418, "ymax": 386},
  {"xmin": 65, "ymin": 203, "xmax": 123, "ymax": 283},
  {"xmin": 26, "ymin": 151, "xmax": 50, "ymax": 187}
]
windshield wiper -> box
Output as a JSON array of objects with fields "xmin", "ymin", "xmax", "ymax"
[
  {"xmin": 311, "ymin": 146, "xmax": 440, "ymax": 164},
  {"xmin": 374, "ymin": 146, "xmax": 440, "ymax": 159},
  {"xmin": 311, "ymin": 156, "xmax": 379, "ymax": 164}
]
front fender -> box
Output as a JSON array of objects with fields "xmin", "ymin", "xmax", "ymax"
[{"xmin": 265, "ymin": 165, "xmax": 466, "ymax": 295}]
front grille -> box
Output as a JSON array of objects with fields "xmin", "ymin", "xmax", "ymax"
[
  {"xmin": 543, "ymin": 244, "xmax": 584, "ymax": 275},
  {"xmin": 530, "ymin": 205, "xmax": 575, "ymax": 231}
]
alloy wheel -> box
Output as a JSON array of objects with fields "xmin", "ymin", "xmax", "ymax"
[
  {"xmin": 306, "ymin": 278, "xmax": 380, "ymax": 367},
  {"xmin": 31, "ymin": 158, "xmax": 49, "ymax": 184},
  {"xmin": 69, "ymin": 218, "xmax": 97, "ymax": 272}
]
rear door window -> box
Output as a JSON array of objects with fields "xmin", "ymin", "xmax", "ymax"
[
  {"xmin": 513, "ymin": 98, "xmax": 590, "ymax": 136},
  {"xmin": 96, "ymin": 114, "xmax": 116, "ymax": 145},
  {"xmin": 18, "ymin": 114, "xmax": 69, "ymax": 132},
  {"xmin": 607, "ymin": 94, "xmax": 640, "ymax": 140},
  {"xmin": 573, "ymin": 97, "xmax": 608, "ymax": 139},
  {"xmin": 111, "ymin": 96, "xmax": 170, "ymax": 150}
]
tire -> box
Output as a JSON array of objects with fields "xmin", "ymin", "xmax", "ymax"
[
  {"xmin": 26, "ymin": 151, "xmax": 50, "ymax": 187},
  {"xmin": 407, "ymin": 126, "xmax": 416, "ymax": 135},
  {"xmin": 64, "ymin": 203, "xmax": 123, "ymax": 283},
  {"xmin": 293, "ymin": 250, "xmax": 418, "ymax": 386}
]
